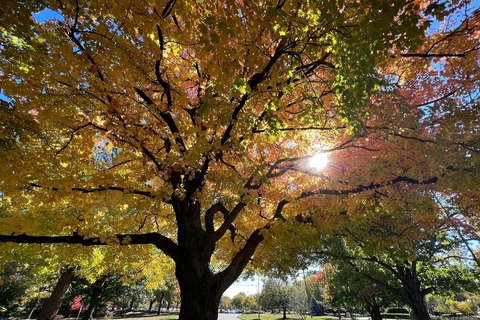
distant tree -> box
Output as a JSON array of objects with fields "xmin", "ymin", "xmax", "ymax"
[
  {"xmin": 259, "ymin": 278, "xmax": 294, "ymax": 318},
  {"xmin": 0, "ymin": 262, "xmax": 33, "ymax": 314},
  {"xmin": 219, "ymin": 296, "xmax": 232, "ymax": 310},
  {"xmin": 322, "ymin": 262, "xmax": 401, "ymax": 320},
  {"xmin": 307, "ymin": 271, "xmax": 326, "ymax": 302},
  {"xmin": 260, "ymin": 278, "xmax": 282, "ymax": 313},
  {"xmin": 231, "ymin": 292, "xmax": 248, "ymax": 310},
  {"xmin": 287, "ymin": 282, "xmax": 310, "ymax": 320}
]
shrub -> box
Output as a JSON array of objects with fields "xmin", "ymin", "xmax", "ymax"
[
  {"xmin": 385, "ymin": 307, "xmax": 410, "ymax": 314},
  {"xmin": 381, "ymin": 312, "xmax": 411, "ymax": 319}
]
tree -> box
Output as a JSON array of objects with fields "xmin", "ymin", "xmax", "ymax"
[
  {"xmin": 260, "ymin": 278, "xmax": 282, "ymax": 313},
  {"xmin": 428, "ymin": 292, "xmax": 480, "ymax": 315},
  {"xmin": 322, "ymin": 262, "xmax": 400, "ymax": 320},
  {"xmin": 231, "ymin": 292, "xmax": 248, "ymax": 310},
  {"xmin": 219, "ymin": 296, "xmax": 232, "ymax": 310},
  {"xmin": 287, "ymin": 283, "xmax": 309, "ymax": 320},
  {"xmin": 37, "ymin": 267, "xmax": 78, "ymax": 320},
  {"xmin": 260, "ymin": 278, "xmax": 292, "ymax": 317},
  {"xmin": 0, "ymin": 262, "xmax": 35, "ymax": 315},
  {"xmin": 0, "ymin": 241, "xmax": 171, "ymax": 320},
  {"xmin": 1, "ymin": 1, "xmax": 479, "ymax": 320},
  {"xmin": 263, "ymin": 185, "xmax": 480, "ymax": 319},
  {"xmin": 303, "ymin": 271, "xmax": 325, "ymax": 306},
  {"xmin": 314, "ymin": 207, "xmax": 477, "ymax": 320}
]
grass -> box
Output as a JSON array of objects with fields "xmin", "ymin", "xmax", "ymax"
[
  {"xmin": 98, "ymin": 311, "xmax": 179, "ymax": 320},
  {"xmin": 239, "ymin": 314, "xmax": 337, "ymax": 320},
  {"xmin": 94, "ymin": 311, "xmax": 338, "ymax": 320}
]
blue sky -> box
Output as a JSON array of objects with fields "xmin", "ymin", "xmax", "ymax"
[{"xmin": 224, "ymin": 277, "xmax": 262, "ymax": 298}]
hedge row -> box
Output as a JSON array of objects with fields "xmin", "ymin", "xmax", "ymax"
[{"xmin": 382, "ymin": 313, "xmax": 411, "ymax": 319}]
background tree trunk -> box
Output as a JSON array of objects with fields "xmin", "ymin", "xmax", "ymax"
[
  {"xmin": 82, "ymin": 278, "xmax": 106, "ymax": 320},
  {"xmin": 156, "ymin": 292, "xmax": 164, "ymax": 315},
  {"xmin": 128, "ymin": 298, "xmax": 134, "ymax": 312},
  {"xmin": 37, "ymin": 268, "xmax": 76, "ymax": 320},
  {"xmin": 26, "ymin": 298, "xmax": 39, "ymax": 319},
  {"xmin": 366, "ymin": 306, "xmax": 382, "ymax": 320},
  {"xmin": 148, "ymin": 300, "xmax": 154, "ymax": 311}
]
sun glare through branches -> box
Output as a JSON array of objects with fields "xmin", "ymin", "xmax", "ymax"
[{"xmin": 309, "ymin": 152, "xmax": 329, "ymax": 169}]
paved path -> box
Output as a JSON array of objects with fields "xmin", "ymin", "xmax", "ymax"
[{"xmin": 217, "ymin": 313, "xmax": 240, "ymax": 320}]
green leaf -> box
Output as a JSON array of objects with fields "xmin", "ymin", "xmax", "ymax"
[
  {"xmin": 211, "ymin": 33, "xmax": 220, "ymax": 44},
  {"xmin": 198, "ymin": 101, "xmax": 211, "ymax": 117}
]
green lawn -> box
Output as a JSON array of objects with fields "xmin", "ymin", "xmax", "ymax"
[
  {"xmin": 239, "ymin": 314, "xmax": 337, "ymax": 320},
  {"xmin": 105, "ymin": 311, "xmax": 179, "ymax": 320},
  {"xmin": 100, "ymin": 311, "xmax": 338, "ymax": 320}
]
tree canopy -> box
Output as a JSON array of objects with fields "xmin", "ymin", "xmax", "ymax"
[{"xmin": 0, "ymin": 0, "xmax": 479, "ymax": 319}]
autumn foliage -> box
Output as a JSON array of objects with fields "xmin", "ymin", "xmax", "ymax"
[
  {"xmin": 69, "ymin": 296, "xmax": 82, "ymax": 311},
  {"xmin": 0, "ymin": 0, "xmax": 479, "ymax": 319}
]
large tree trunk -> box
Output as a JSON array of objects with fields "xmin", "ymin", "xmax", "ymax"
[
  {"xmin": 365, "ymin": 305, "xmax": 382, "ymax": 320},
  {"xmin": 37, "ymin": 267, "xmax": 76, "ymax": 320},
  {"xmin": 176, "ymin": 264, "xmax": 223, "ymax": 320},
  {"xmin": 398, "ymin": 261, "xmax": 430, "ymax": 320},
  {"xmin": 162, "ymin": 194, "xmax": 264, "ymax": 320},
  {"xmin": 83, "ymin": 277, "xmax": 106, "ymax": 320},
  {"xmin": 362, "ymin": 295, "xmax": 383, "ymax": 320},
  {"xmin": 353, "ymin": 259, "xmax": 431, "ymax": 320}
]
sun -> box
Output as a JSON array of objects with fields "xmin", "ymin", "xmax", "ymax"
[{"xmin": 309, "ymin": 152, "xmax": 329, "ymax": 169}]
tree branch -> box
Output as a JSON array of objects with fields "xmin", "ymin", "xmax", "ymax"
[
  {"xmin": 0, "ymin": 233, "xmax": 179, "ymax": 260},
  {"xmin": 205, "ymin": 202, "xmax": 230, "ymax": 234},
  {"xmin": 209, "ymin": 202, "xmax": 247, "ymax": 244},
  {"xmin": 215, "ymin": 228, "xmax": 265, "ymax": 294},
  {"xmin": 134, "ymin": 86, "xmax": 185, "ymax": 151},
  {"xmin": 29, "ymin": 183, "xmax": 156, "ymax": 198},
  {"xmin": 298, "ymin": 176, "xmax": 439, "ymax": 199}
]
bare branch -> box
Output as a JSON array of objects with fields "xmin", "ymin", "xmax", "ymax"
[
  {"xmin": 161, "ymin": 0, "xmax": 177, "ymax": 18},
  {"xmin": 0, "ymin": 232, "xmax": 179, "ymax": 260},
  {"xmin": 205, "ymin": 202, "xmax": 230, "ymax": 234},
  {"xmin": 29, "ymin": 183, "xmax": 156, "ymax": 198}
]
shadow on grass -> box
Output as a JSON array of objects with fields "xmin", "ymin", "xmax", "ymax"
[
  {"xmin": 238, "ymin": 314, "xmax": 338, "ymax": 320},
  {"xmin": 92, "ymin": 311, "xmax": 179, "ymax": 320}
]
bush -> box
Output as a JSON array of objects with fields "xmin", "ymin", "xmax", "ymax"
[
  {"xmin": 385, "ymin": 307, "xmax": 410, "ymax": 314},
  {"xmin": 382, "ymin": 312, "xmax": 411, "ymax": 319}
]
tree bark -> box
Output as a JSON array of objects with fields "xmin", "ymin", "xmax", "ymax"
[
  {"xmin": 398, "ymin": 262, "xmax": 430, "ymax": 320},
  {"xmin": 156, "ymin": 292, "xmax": 164, "ymax": 315},
  {"xmin": 148, "ymin": 300, "xmax": 154, "ymax": 311},
  {"xmin": 365, "ymin": 305, "xmax": 382, "ymax": 320},
  {"xmin": 82, "ymin": 278, "xmax": 106, "ymax": 320},
  {"xmin": 171, "ymin": 196, "xmax": 263, "ymax": 320},
  {"xmin": 175, "ymin": 264, "xmax": 222, "ymax": 320},
  {"xmin": 26, "ymin": 297, "xmax": 39, "ymax": 319},
  {"xmin": 37, "ymin": 267, "xmax": 76, "ymax": 320},
  {"xmin": 361, "ymin": 295, "xmax": 383, "ymax": 320},
  {"xmin": 128, "ymin": 298, "xmax": 134, "ymax": 312}
]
